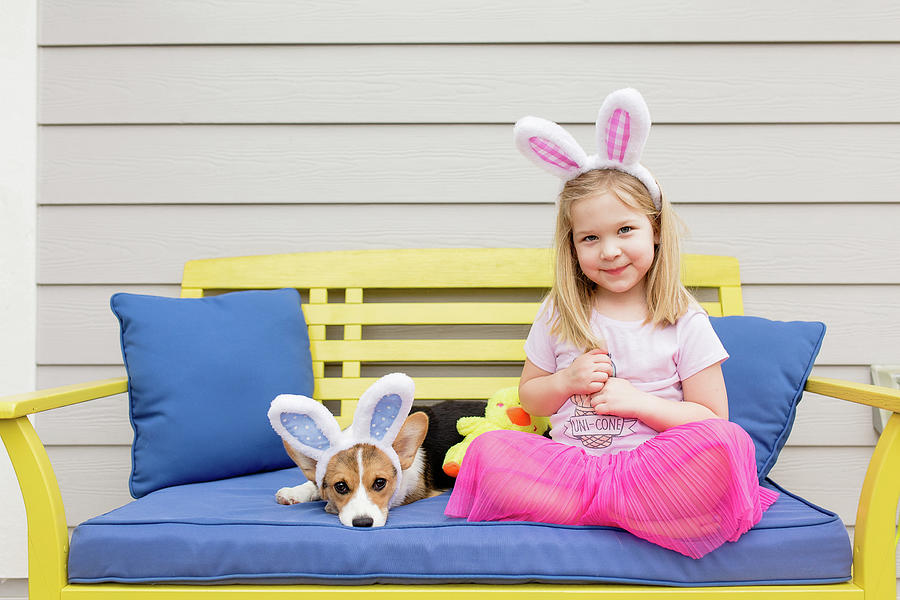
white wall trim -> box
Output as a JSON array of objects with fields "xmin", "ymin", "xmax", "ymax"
[{"xmin": 0, "ymin": 0, "xmax": 37, "ymax": 579}]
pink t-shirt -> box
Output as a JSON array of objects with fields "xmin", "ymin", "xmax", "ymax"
[{"xmin": 524, "ymin": 300, "xmax": 728, "ymax": 456}]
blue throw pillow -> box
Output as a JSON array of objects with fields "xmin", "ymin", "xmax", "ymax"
[
  {"xmin": 710, "ymin": 316, "xmax": 825, "ymax": 480},
  {"xmin": 111, "ymin": 289, "xmax": 313, "ymax": 498}
]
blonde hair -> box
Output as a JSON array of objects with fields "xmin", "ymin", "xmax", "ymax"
[{"xmin": 547, "ymin": 169, "xmax": 694, "ymax": 351}]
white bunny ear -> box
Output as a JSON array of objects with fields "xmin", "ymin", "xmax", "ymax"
[
  {"xmin": 581, "ymin": 88, "xmax": 661, "ymax": 209},
  {"xmin": 595, "ymin": 88, "xmax": 652, "ymax": 167},
  {"xmin": 268, "ymin": 394, "xmax": 342, "ymax": 463},
  {"xmin": 514, "ymin": 116, "xmax": 588, "ymax": 180},
  {"xmin": 350, "ymin": 372, "xmax": 415, "ymax": 444}
]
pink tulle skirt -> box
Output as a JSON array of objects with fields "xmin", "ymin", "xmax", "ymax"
[{"xmin": 445, "ymin": 419, "xmax": 778, "ymax": 559}]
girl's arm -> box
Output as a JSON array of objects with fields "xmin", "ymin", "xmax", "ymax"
[
  {"xmin": 589, "ymin": 362, "xmax": 728, "ymax": 432},
  {"xmin": 519, "ymin": 351, "xmax": 613, "ymax": 417}
]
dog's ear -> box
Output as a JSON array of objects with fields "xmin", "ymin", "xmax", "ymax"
[
  {"xmin": 268, "ymin": 394, "xmax": 342, "ymax": 465},
  {"xmin": 350, "ymin": 373, "xmax": 415, "ymax": 445},
  {"xmin": 282, "ymin": 440, "xmax": 318, "ymax": 484},
  {"xmin": 392, "ymin": 411, "xmax": 429, "ymax": 470}
]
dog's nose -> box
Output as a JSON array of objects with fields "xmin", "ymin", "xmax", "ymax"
[{"xmin": 352, "ymin": 516, "xmax": 374, "ymax": 528}]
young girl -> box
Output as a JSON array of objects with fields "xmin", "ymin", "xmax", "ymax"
[{"xmin": 444, "ymin": 89, "xmax": 778, "ymax": 559}]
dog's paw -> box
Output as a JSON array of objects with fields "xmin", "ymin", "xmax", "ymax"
[{"xmin": 276, "ymin": 481, "xmax": 319, "ymax": 505}]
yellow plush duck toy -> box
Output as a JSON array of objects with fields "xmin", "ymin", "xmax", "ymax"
[{"xmin": 442, "ymin": 387, "xmax": 551, "ymax": 477}]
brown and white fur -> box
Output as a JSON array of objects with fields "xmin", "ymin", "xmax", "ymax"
[{"xmin": 275, "ymin": 401, "xmax": 485, "ymax": 527}]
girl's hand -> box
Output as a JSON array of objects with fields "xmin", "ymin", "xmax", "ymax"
[
  {"xmin": 561, "ymin": 349, "xmax": 614, "ymax": 396},
  {"xmin": 589, "ymin": 377, "xmax": 646, "ymax": 419}
]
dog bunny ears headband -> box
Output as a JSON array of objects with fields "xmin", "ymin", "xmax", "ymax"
[
  {"xmin": 514, "ymin": 88, "xmax": 661, "ymax": 209},
  {"xmin": 268, "ymin": 373, "xmax": 415, "ymax": 507}
]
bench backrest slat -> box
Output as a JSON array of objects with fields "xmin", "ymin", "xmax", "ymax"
[{"xmin": 182, "ymin": 249, "xmax": 742, "ymax": 427}]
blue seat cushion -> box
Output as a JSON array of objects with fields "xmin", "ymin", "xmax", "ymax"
[{"xmin": 69, "ymin": 468, "xmax": 851, "ymax": 586}]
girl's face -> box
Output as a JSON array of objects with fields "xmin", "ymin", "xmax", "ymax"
[{"xmin": 569, "ymin": 191, "xmax": 658, "ymax": 302}]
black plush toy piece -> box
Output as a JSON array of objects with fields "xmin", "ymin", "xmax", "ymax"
[{"xmin": 411, "ymin": 400, "xmax": 487, "ymax": 491}]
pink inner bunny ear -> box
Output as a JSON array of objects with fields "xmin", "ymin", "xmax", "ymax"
[
  {"xmin": 528, "ymin": 137, "xmax": 581, "ymax": 172},
  {"xmin": 605, "ymin": 109, "xmax": 632, "ymax": 163}
]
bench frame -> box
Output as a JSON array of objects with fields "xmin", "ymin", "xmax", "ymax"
[{"xmin": 2, "ymin": 248, "xmax": 899, "ymax": 600}]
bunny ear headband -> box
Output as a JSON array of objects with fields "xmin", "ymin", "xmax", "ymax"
[
  {"xmin": 268, "ymin": 372, "xmax": 415, "ymax": 507},
  {"xmin": 514, "ymin": 88, "xmax": 661, "ymax": 209}
]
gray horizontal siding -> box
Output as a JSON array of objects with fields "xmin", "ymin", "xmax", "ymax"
[
  {"xmin": 37, "ymin": 204, "xmax": 900, "ymax": 284},
  {"xmin": 40, "ymin": 44, "xmax": 900, "ymax": 124},
  {"xmin": 39, "ymin": 124, "xmax": 900, "ymax": 205},
  {"xmin": 38, "ymin": 0, "xmax": 900, "ymax": 44}
]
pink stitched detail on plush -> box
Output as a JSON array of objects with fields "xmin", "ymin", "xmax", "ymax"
[
  {"xmin": 606, "ymin": 109, "xmax": 631, "ymax": 162},
  {"xmin": 529, "ymin": 137, "xmax": 579, "ymax": 171}
]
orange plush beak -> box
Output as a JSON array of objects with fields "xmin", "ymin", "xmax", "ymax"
[{"xmin": 506, "ymin": 407, "xmax": 532, "ymax": 427}]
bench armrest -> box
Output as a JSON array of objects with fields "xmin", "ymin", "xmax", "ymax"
[
  {"xmin": 807, "ymin": 376, "xmax": 900, "ymax": 596},
  {"xmin": 805, "ymin": 376, "xmax": 900, "ymax": 412},
  {"xmin": 0, "ymin": 377, "xmax": 128, "ymax": 419},
  {"xmin": 0, "ymin": 377, "xmax": 127, "ymax": 599}
]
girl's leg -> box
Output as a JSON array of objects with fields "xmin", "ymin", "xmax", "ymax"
[
  {"xmin": 587, "ymin": 419, "xmax": 777, "ymax": 558},
  {"xmin": 445, "ymin": 430, "xmax": 593, "ymax": 525},
  {"xmin": 445, "ymin": 421, "xmax": 777, "ymax": 559}
]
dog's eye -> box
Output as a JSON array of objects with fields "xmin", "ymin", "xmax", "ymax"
[
  {"xmin": 372, "ymin": 478, "xmax": 387, "ymax": 491},
  {"xmin": 334, "ymin": 481, "xmax": 350, "ymax": 495}
]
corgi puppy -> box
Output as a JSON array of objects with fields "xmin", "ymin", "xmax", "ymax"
[
  {"xmin": 275, "ymin": 410, "xmax": 431, "ymax": 527},
  {"xmin": 269, "ymin": 373, "xmax": 485, "ymax": 528}
]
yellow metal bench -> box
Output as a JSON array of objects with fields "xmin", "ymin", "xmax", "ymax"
[{"xmin": 2, "ymin": 248, "xmax": 899, "ymax": 599}]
